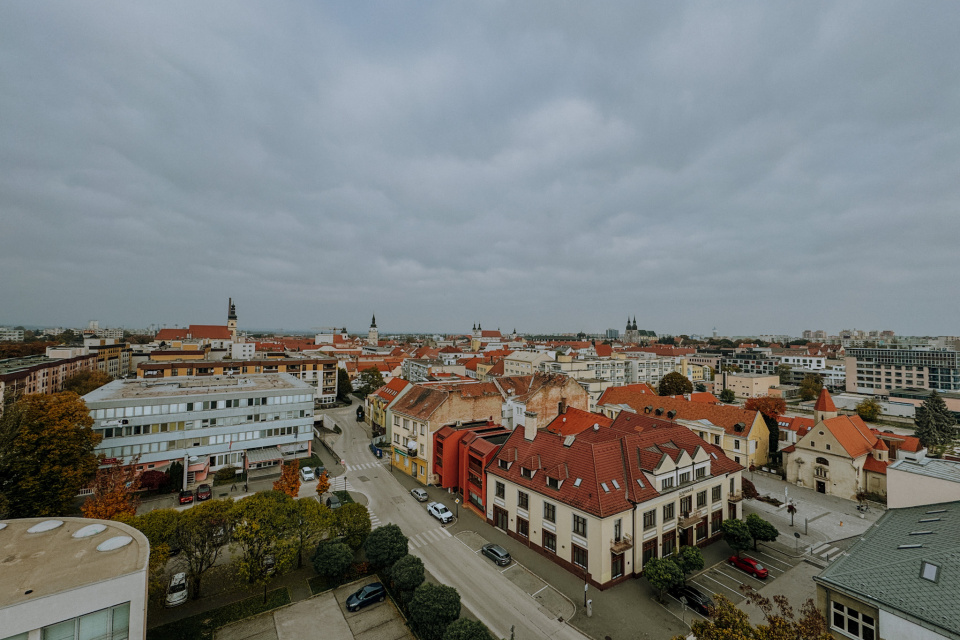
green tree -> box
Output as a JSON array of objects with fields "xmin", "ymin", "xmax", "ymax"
[
  {"xmin": 357, "ymin": 367, "xmax": 386, "ymax": 398},
  {"xmin": 721, "ymin": 518, "xmax": 752, "ymax": 557},
  {"xmin": 313, "ymin": 541, "xmax": 354, "ymax": 585},
  {"xmin": 915, "ymin": 391, "xmax": 958, "ymax": 456},
  {"xmin": 337, "ymin": 368, "xmax": 353, "ymax": 403},
  {"xmin": 116, "ymin": 508, "xmax": 180, "ymax": 603},
  {"xmin": 233, "ymin": 491, "xmax": 297, "ymax": 601},
  {"xmin": 391, "ymin": 554, "xmax": 426, "ymax": 592},
  {"xmin": 409, "ymin": 583, "xmax": 462, "ymax": 640},
  {"xmin": 443, "ymin": 618, "xmax": 493, "ymax": 640},
  {"xmin": 676, "ymin": 591, "xmax": 832, "ymax": 640},
  {"xmin": 290, "ymin": 498, "xmax": 333, "ymax": 569},
  {"xmin": 777, "ymin": 363, "xmax": 792, "ymax": 385},
  {"xmin": 173, "ymin": 498, "xmax": 236, "ymax": 599},
  {"xmin": 799, "ymin": 373, "xmax": 823, "ymax": 402},
  {"xmin": 167, "ymin": 461, "xmax": 184, "ymax": 493},
  {"xmin": 718, "ymin": 389, "xmax": 736, "ymax": 403},
  {"xmin": 0, "ymin": 392, "xmax": 101, "ymax": 518},
  {"xmin": 364, "ymin": 523, "xmax": 408, "ymax": 570},
  {"xmin": 675, "ymin": 545, "xmax": 705, "ymax": 579},
  {"xmin": 745, "ymin": 513, "xmax": 779, "ymax": 550},
  {"xmin": 856, "ymin": 397, "xmax": 882, "ymax": 422},
  {"xmin": 334, "ymin": 502, "xmax": 372, "ymax": 550},
  {"xmin": 644, "ymin": 556, "xmax": 684, "ymax": 602},
  {"xmin": 62, "ymin": 370, "xmax": 114, "ymax": 396},
  {"xmin": 658, "ymin": 371, "xmax": 693, "ymax": 397}
]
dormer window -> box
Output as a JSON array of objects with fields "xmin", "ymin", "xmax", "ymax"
[
  {"xmin": 679, "ymin": 471, "xmax": 691, "ymax": 484},
  {"xmin": 695, "ymin": 467, "xmax": 706, "ymax": 479},
  {"xmin": 546, "ymin": 476, "xmax": 560, "ymax": 490},
  {"xmin": 498, "ymin": 459, "xmax": 510, "ymax": 470},
  {"xmin": 521, "ymin": 467, "xmax": 533, "ymax": 479},
  {"xmin": 661, "ymin": 477, "xmax": 674, "ymax": 490}
]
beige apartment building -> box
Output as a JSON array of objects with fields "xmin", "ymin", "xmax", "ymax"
[
  {"xmin": 724, "ymin": 373, "xmax": 779, "ymax": 399},
  {"xmin": 502, "ymin": 351, "xmax": 552, "ymax": 377}
]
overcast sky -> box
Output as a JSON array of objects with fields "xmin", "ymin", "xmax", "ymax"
[{"xmin": 2, "ymin": 2, "xmax": 959, "ymax": 337}]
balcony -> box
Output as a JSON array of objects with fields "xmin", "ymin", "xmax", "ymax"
[
  {"xmin": 678, "ymin": 510, "xmax": 703, "ymax": 529},
  {"xmin": 610, "ymin": 533, "xmax": 633, "ymax": 553},
  {"xmin": 727, "ymin": 492, "xmax": 743, "ymax": 503}
]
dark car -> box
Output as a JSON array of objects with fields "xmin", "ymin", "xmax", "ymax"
[
  {"xmin": 669, "ymin": 584, "xmax": 714, "ymax": 616},
  {"xmin": 195, "ymin": 484, "xmax": 212, "ymax": 501},
  {"xmin": 326, "ymin": 495, "xmax": 342, "ymax": 510},
  {"xmin": 728, "ymin": 555, "xmax": 769, "ymax": 579},
  {"xmin": 178, "ymin": 490, "xmax": 194, "ymax": 505},
  {"xmin": 481, "ymin": 543, "xmax": 511, "ymax": 567},
  {"xmin": 345, "ymin": 582, "xmax": 386, "ymax": 612}
]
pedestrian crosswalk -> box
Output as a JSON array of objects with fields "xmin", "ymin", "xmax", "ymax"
[
  {"xmin": 370, "ymin": 511, "xmax": 383, "ymax": 529},
  {"xmin": 408, "ymin": 527, "xmax": 453, "ymax": 549},
  {"xmin": 811, "ymin": 542, "xmax": 844, "ymax": 561},
  {"xmin": 345, "ymin": 461, "xmax": 387, "ymax": 472}
]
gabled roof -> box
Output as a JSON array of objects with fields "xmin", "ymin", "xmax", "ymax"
[
  {"xmin": 818, "ymin": 415, "xmax": 878, "ymax": 458},
  {"xmin": 689, "ymin": 392, "xmax": 720, "ymax": 404},
  {"xmin": 871, "ymin": 429, "xmax": 923, "ymax": 453},
  {"xmin": 863, "ymin": 456, "xmax": 889, "ymax": 474},
  {"xmin": 594, "ymin": 344, "xmax": 613, "ymax": 357},
  {"xmin": 544, "ymin": 407, "xmax": 613, "ymax": 436},
  {"xmin": 390, "ymin": 386, "xmax": 449, "ymax": 421},
  {"xmin": 595, "ymin": 384, "xmax": 656, "ymax": 407},
  {"xmin": 600, "ymin": 392, "xmax": 763, "ymax": 436},
  {"xmin": 485, "ymin": 359, "xmax": 505, "ymax": 377},
  {"xmin": 371, "ymin": 378, "xmax": 410, "ymax": 403},
  {"xmin": 814, "ymin": 388, "xmax": 837, "ymax": 412}
]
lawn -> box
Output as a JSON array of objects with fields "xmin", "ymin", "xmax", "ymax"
[{"xmin": 147, "ymin": 588, "xmax": 291, "ymax": 640}]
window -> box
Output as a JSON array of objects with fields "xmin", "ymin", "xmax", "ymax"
[
  {"xmin": 679, "ymin": 471, "xmax": 691, "ymax": 484},
  {"xmin": 696, "ymin": 490, "xmax": 707, "ymax": 508},
  {"xmin": 734, "ymin": 439, "xmax": 741, "ymax": 450},
  {"xmin": 495, "ymin": 481, "xmax": 505, "ymax": 499},
  {"xmin": 643, "ymin": 509, "xmax": 657, "ymax": 530},
  {"xmin": 573, "ymin": 514, "xmax": 588, "ymax": 536},
  {"xmin": 661, "ymin": 477, "xmax": 674, "ymax": 490},
  {"xmin": 547, "ymin": 476, "xmax": 560, "ymax": 490},
  {"xmin": 543, "ymin": 530, "xmax": 556, "ymax": 553},
  {"xmin": 521, "ymin": 467, "xmax": 533, "ymax": 479},
  {"xmin": 831, "ymin": 601, "xmax": 875, "ymax": 640},
  {"xmin": 572, "ymin": 544, "xmax": 588, "ymax": 568},
  {"xmin": 695, "ymin": 467, "xmax": 706, "ymax": 479},
  {"xmin": 662, "ymin": 530, "xmax": 676, "ymax": 556},
  {"xmin": 498, "ymin": 459, "xmax": 509, "ymax": 470},
  {"xmin": 543, "ymin": 502, "xmax": 556, "ymax": 523},
  {"xmin": 712, "ymin": 485, "xmax": 721, "ymax": 502},
  {"xmin": 663, "ymin": 502, "xmax": 675, "ymax": 520},
  {"xmin": 518, "ymin": 491, "xmax": 529, "ymax": 510},
  {"xmin": 714, "ymin": 434, "xmax": 721, "ymax": 445},
  {"xmin": 730, "ymin": 478, "xmax": 735, "ymax": 493},
  {"xmin": 614, "ymin": 518, "xmax": 622, "ymax": 541},
  {"xmin": 42, "ymin": 603, "xmax": 130, "ymax": 640},
  {"xmin": 680, "ymin": 496, "xmax": 692, "ymax": 514},
  {"xmin": 517, "ymin": 517, "xmax": 529, "ymax": 538},
  {"xmin": 816, "ymin": 457, "xmax": 830, "ymax": 465}
]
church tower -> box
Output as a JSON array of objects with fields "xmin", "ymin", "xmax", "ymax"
[
  {"xmin": 227, "ymin": 298, "xmax": 238, "ymax": 341},
  {"xmin": 367, "ymin": 314, "xmax": 379, "ymax": 346},
  {"xmin": 813, "ymin": 388, "xmax": 838, "ymax": 423}
]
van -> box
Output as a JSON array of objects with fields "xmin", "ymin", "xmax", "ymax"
[{"xmin": 165, "ymin": 572, "xmax": 188, "ymax": 607}]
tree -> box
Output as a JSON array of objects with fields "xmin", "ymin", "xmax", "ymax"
[
  {"xmin": 915, "ymin": 391, "xmax": 958, "ymax": 456},
  {"xmin": 695, "ymin": 383, "xmax": 707, "ymax": 392},
  {"xmin": 364, "ymin": 523, "xmax": 409, "ymax": 570},
  {"xmin": 746, "ymin": 513, "xmax": 779, "ymax": 550},
  {"xmin": 334, "ymin": 502, "xmax": 372, "ymax": 550},
  {"xmin": 290, "ymin": 497, "xmax": 333, "ymax": 569},
  {"xmin": 443, "ymin": 618, "xmax": 494, "ymax": 640},
  {"xmin": 140, "ymin": 469, "xmax": 169, "ymax": 492},
  {"xmin": 644, "ymin": 556, "xmax": 684, "ymax": 602},
  {"xmin": 721, "ymin": 518, "xmax": 752, "ymax": 557},
  {"xmin": 659, "ymin": 372, "xmax": 693, "ymax": 397},
  {"xmin": 316, "ymin": 470, "xmax": 330, "ymax": 496},
  {"xmin": 409, "ymin": 583, "xmax": 461, "ymax": 640},
  {"xmin": 676, "ymin": 591, "xmax": 832, "ymax": 640},
  {"xmin": 718, "ymin": 389, "xmax": 736, "ymax": 403},
  {"xmin": 720, "ymin": 363, "xmax": 742, "ymax": 373},
  {"xmin": 62, "ymin": 370, "xmax": 114, "ymax": 396},
  {"xmin": 787, "ymin": 502, "xmax": 798, "ymax": 527},
  {"xmin": 0, "ymin": 392, "xmax": 101, "ymax": 517},
  {"xmin": 173, "ymin": 498, "xmax": 236, "ymax": 599},
  {"xmin": 856, "ymin": 397, "xmax": 882, "ymax": 422},
  {"xmin": 357, "ymin": 367, "xmax": 386, "ymax": 398},
  {"xmin": 233, "ymin": 491, "xmax": 297, "ymax": 602},
  {"xmin": 312, "ymin": 541, "xmax": 354, "ymax": 585},
  {"xmin": 675, "ymin": 545, "xmax": 705, "ymax": 578},
  {"xmin": 116, "ymin": 508, "xmax": 180, "ymax": 603},
  {"xmin": 777, "ymin": 363, "xmax": 792, "ymax": 385},
  {"xmin": 82, "ymin": 457, "xmax": 142, "ymax": 520},
  {"xmin": 273, "ymin": 460, "xmax": 301, "ymax": 498},
  {"xmin": 391, "ymin": 554, "xmax": 426, "ymax": 592},
  {"xmin": 745, "ymin": 396, "xmax": 786, "ymax": 455},
  {"xmin": 167, "ymin": 461, "xmax": 184, "ymax": 493},
  {"xmin": 799, "ymin": 373, "xmax": 823, "ymax": 402},
  {"xmin": 337, "ymin": 368, "xmax": 352, "ymax": 403}
]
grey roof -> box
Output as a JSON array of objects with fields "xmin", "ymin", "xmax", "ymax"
[
  {"xmin": 815, "ymin": 501, "xmax": 960, "ymax": 637},
  {"xmin": 888, "ymin": 457, "xmax": 960, "ymax": 484}
]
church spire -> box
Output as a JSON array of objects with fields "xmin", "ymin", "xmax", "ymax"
[{"xmin": 371, "ymin": 313, "xmax": 377, "ymax": 328}]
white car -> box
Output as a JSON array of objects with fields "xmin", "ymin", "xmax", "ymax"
[
  {"xmin": 165, "ymin": 572, "xmax": 188, "ymax": 607},
  {"xmin": 427, "ymin": 501, "xmax": 454, "ymax": 524},
  {"xmin": 300, "ymin": 466, "xmax": 315, "ymax": 481}
]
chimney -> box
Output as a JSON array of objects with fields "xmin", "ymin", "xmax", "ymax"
[
  {"xmin": 524, "ymin": 411, "xmax": 538, "ymax": 441},
  {"xmin": 559, "ymin": 397, "xmax": 567, "ymax": 415}
]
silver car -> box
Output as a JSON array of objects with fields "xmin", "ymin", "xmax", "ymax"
[{"xmin": 411, "ymin": 488, "xmax": 428, "ymax": 502}]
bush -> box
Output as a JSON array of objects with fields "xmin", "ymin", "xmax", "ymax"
[
  {"xmin": 443, "ymin": 618, "xmax": 493, "ymax": 640},
  {"xmin": 742, "ymin": 478, "xmax": 759, "ymax": 499},
  {"xmin": 312, "ymin": 542, "xmax": 354, "ymax": 585},
  {"xmin": 391, "ymin": 554, "xmax": 425, "ymax": 592},
  {"xmin": 214, "ymin": 466, "xmax": 240, "ymax": 483},
  {"xmin": 364, "ymin": 524, "xmax": 408, "ymax": 569},
  {"xmin": 409, "ymin": 583, "xmax": 461, "ymax": 640},
  {"xmin": 140, "ymin": 470, "xmax": 169, "ymax": 491}
]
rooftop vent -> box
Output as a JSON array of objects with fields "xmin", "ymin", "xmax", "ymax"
[
  {"xmin": 909, "ymin": 530, "xmax": 935, "ymax": 536},
  {"xmin": 734, "ymin": 422, "xmax": 746, "ymax": 432},
  {"xmin": 655, "ymin": 408, "xmax": 664, "ymax": 416},
  {"xmin": 925, "ymin": 508, "xmax": 947, "ymax": 514},
  {"xmin": 667, "ymin": 410, "xmax": 677, "ymax": 419},
  {"xmin": 919, "ymin": 517, "xmax": 942, "ymax": 523},
  {"xmin": 644, "ymin": 406, "xmax": 653, "ymax": 413},
  {"xmin": 897, "ymin": 543, "xmax": 924, "ymax": 549}
]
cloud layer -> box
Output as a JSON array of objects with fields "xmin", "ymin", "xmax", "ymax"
[{"xmin": 2, "ymin": 2, "xmax": 958, "ymax": 335}]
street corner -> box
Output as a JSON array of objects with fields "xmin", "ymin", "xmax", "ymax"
[
  {"xmin": 531, "ymin": 583, "xmax": 575, "ymax": 622},
  {"xmin": 454, "ymin": 530, "xmax": 488, "ymax": 552}
]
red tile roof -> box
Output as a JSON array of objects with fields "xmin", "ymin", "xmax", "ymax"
[
  {"xmin": 814, "ymin": 388, "xmax": 837, "ymax": 412},
  {"xmin": 544, "ymin": 408, "xmax": 613, "ymax": 436},
  {"xmin": 598, "ymin": 391, "xmax": 763, "ymax": 436},
  {"xmin": 595, "ymin": 384, "xmax": 656, "ymax": 407},
  {"xmin": 156, "ymin": 325, "xmax": 233, "ymax": 341},
  {"xmin": 689, "ymin": 392, "xmax": 720, "ymax": 404},
  {"xmin": 820, "ymin": 415, "xmax": 876, "ymax": 458},
  {"xmin": 371, "ymin": 378, "xmax": 410, "ymax": 403},
  {"xmin": 390, "ymin": 386, "xmax": 449, "ymax": 421},
  {"xmin": 863, "ymin": 456, "xmax": 888, "ymax": 474},
  {"xmin": 870, "ymin": 429, "xmax": 923, "ymax": 453},
  {"xmin": 594, "ymin": 344, "xmax": 613, "ymax": 357}
]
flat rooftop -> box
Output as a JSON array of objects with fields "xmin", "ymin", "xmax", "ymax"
[
  {"xmin": 0, "ymin": 517, "xmax": 148, "ymax": 610},
  {"xmin": 84, "ymin": 373, "xmax": 313, "ymax": 402},
  {"xmin": 888, "ymin": 457, "xmax": 960, "ymax": 483}
]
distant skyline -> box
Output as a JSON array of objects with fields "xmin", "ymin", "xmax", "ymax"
[{"xmin": 2, "ymin": 3, "xmax": 959, "ymax": 335}]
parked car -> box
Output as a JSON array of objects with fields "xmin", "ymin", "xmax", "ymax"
[
  {"xmin": 195, "ymin": 484, "xmax": 212, "ymax": 501},
  {"xmin": 326, "ymin": 495, "xmax": 342, "ymax": 510},
  {"xmin": 427, "ymin": 501, "xmax": 453, "ymax": 524},
  {"xmin": 669, "ymin": 584, "xmax": 714, "ymax": 616},
  {"xmin": 346, "ymin": 582, "xmax": 386, "ymax": 612},
  {"xmin": 263, "ymin": 554, "xmax": 276, "ymax": 576},
  {"xmin": 178, "ymin": 490, "xmax": 194, "ymax": 505},
  {"xmin": 300, "ymin": 466, "xmax": 316, "ymax": 481},
  {"xmin": 165, "ymin": 572, "xmax": 188, "ymax": 608},
  {"xmin": 481, "ymin": 543, "xmax": 511, "ymax": 566},
  {"xmin": 410, "ymin": 488, "xmax": 429, "ymax": 502},
  {"xmin": 728, "ymin": 555, "xmax": 769, "ymax": 579}
]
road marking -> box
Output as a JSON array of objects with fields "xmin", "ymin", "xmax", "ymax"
[
  {"xmin": 500, "ymin": 564, "xmax": 514, "ymax": 573},
  {"xmin": 440, "ymin": 527, "xmax": 452, "ymax": 537},
  {"xmin": 697, "ymin": 573, "xmax": 743, "ymax": 598},
  {"xmin": 811, "ymin": 543, "xmax": 831, "ymax": 554},
  {"xmin": 531, "ymin": 585, "xmax": 548, "ymax": 597},
  {"xmin": 756, "ymin": 551, "xmax": 795, "ymax": 570}
]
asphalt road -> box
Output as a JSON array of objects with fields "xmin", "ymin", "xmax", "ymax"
[{"xmin": 320, "ymin": 404, "xmax": 588, "ymax": 640}]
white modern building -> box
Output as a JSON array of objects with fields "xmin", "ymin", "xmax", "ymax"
[
  {"xmin": 0, "ymin": 327, "xmax": 24, "ymax": 342},
  {"xmin": 83, "ymin": 374, "xmax": 315, "ymax": 484},
  {"xmin": 0, "ymin": 517, "xmax": 149, "ymax": 640}
]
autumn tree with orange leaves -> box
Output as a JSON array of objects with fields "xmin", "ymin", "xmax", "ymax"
[
  {"xmin": 745, "ymin": 396, "xmax": 787, "ymax": 455},
  {"xmin": 316, "ymin": 470, "xmax": 330, "ymax": 496},
  {"xmin": 273, "ymin": 460, "xmax": 301, "ymax": 498},
  {"xmin": 82, "ymin": 456, "xmax": 143, "ymax": 520}
]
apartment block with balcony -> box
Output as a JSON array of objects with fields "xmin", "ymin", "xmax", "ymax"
[
  {"xmin": 845, "ymin": 347, "xmax": 960, "ymax": 396},
  {"xmin": 0, "ymin": 353, "xmax": 98, "ymax": 410}
]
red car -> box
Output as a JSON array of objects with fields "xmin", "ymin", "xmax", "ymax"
[
  {"xmin": 728, "ymin": 555, "xmax": 769, "ymax": 579},
  {"xmin": 195, "ymin": 484, "xmax": 212, "ymax": 501},
  {"xmin": 178, "ymin": 490, "xmax": 194, "ymax": 505}
]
